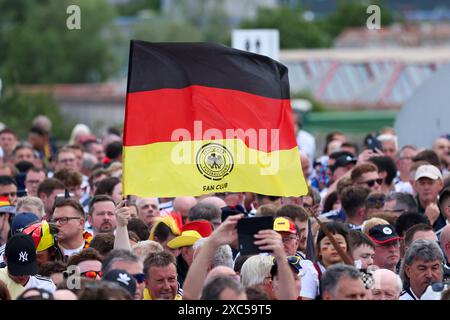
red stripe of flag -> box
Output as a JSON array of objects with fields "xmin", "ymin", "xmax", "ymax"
[{"xmin": 123, "ymin": 85, "xmax": 297, "ymax": 152}]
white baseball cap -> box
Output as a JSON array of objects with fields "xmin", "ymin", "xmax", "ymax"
[{"xmin": 415, "ymin": 164, "xmax": 443, "ymax": 181}]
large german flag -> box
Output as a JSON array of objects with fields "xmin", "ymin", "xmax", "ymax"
[{"xmin": 123, "ymin": 40, "xmax": 308, "ymax": 197}]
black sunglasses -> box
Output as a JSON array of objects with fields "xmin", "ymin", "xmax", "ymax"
[{"xmin": 363, "ymin": 178, "xmax": 383, "ymax": 187}]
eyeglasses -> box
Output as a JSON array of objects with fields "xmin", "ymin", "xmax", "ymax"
[
  {"xmin": 361, "ymin": 178, "xmax": 383, "ymax": 187},
  {"xmin": 80, "ymin": 270, "xmax": 103, "ymax": 279},
  {"xmin": 51, "ymin": 216, "xmax": 81, "ymax": 225},
  {"xmin": 132, "ymin": 273, "xmax": 146, "ymax": 284}
]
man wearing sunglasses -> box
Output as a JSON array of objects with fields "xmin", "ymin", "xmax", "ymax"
[
  {"xmin": 67, "ymin": 248, "xmax": 103, "ymax": 281},
  {"xmin": 102, "ymin": 249, "xmax": 145, "ymax": 300},
  {"xmin": 369, "ymin": 156, "xmax": 398, "ymax": 195},
  {"xmin": 351, "ymin": 163, "xmax": 382, "ymax": 192}
]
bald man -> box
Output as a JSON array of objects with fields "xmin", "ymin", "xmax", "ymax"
[
  {"xmin": 53, "ymin": 289, "xmax": 78, "ymax": 300},
  {"xmin": 199, "ymin": 196, "xmax": 226, "ymax": 210},
  {"xmin": 440, "ymin": 225, "xmax": 450, "ymax": 266},
  {"xmin": 173, "ymin": 196, "xmax": 197, "ymax": 224},
  {"xmin": 205, "ymin": 266, "xmax": 239, "ymax": 284},
  {"xmin": 371, "ymin": 269, "xmax": 403, "ymax": 300}
]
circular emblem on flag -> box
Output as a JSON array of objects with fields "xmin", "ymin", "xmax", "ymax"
[
  {"xmin": 196, "ymin": 143, "xmax": 234, "ymax": 181},
  {"xmin": 383, "ymin": 227, "xmax": 392, "ymax": 235}
]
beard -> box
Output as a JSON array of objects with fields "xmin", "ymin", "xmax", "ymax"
[{"xmin": 99, "ymin": 223, "xmax": 113, "ymax": 233}]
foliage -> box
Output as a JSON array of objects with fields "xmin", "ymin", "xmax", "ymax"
[
  {"xmin": 240, "ymin": 1, "xmax": 395, "ymax": 49},
  {"xmin": 240, "ymin": 7, "xmax": 331, "ymax": 49},
  {"xmin": 132, "ymin": 14, "xmax": 204, "ymax": 43},
  {"xmin": 322, "ymin": 0, "xmax": 395, "ymax": 39},
  {"xmin": 0, "ymin": 0, "xmax": 120, "ymax": 84},
  {"xmin": 0, "ymin": 88, "xmax": 72, "ymax": 140},
  {"xmin": 116, "ymin": 0, "xmax": 161, "ymax": 16}
]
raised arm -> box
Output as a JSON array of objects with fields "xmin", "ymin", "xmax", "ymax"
[
  {"xmin": 113, "ymin": 200, "xmax": 132, "ymax": 251},
  {"xmin": 182, "ymin": 214, "xmax": 244, "ymax": 300}
]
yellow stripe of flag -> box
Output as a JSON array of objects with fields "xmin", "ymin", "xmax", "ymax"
[{"xmin": 123, "ymin": 139, "xmax": 307, "ymax": 198}]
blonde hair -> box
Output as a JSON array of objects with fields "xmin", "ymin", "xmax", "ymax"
[
  {"xmin": 16, "ymin": 196, "xmax": 45, "ymax": 219},
  {"xmin": 132, "ymin": 240, "xmax": 163, "ymax": 262},
  {"xmin": 362, "ymin": 217, "xmax": 389, "ymax": 235}
]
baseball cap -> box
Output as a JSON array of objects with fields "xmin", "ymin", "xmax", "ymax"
[
  {"xmin": 415, "ymin": 164, "xmax": 443, "ymax": 181},
  {"xmin": 5, "ymin": 233, "xmax": 38, "ymax": 276},
  {"xmin": 273, "ymin": 217, "xmax": 296, "ymax": 234},
  {"xmin": 167, "ymin": 220, "xmax": 212, "ymax": 249},
  {"xmin": 103, "ymin": 269, "xmax": 137, "ymax": 297},
  {"xmin": 11, "ymin": 212, "xmax": 39, "ymax": 235},
  {"xmin": 22, "ymin": 220, "xmax": 56, "ymax": 252},
  {"xmin": 330, "ymin": 155, "xmax": 357, "ymax": 172},
  {"xmin": 368, "ymin": 224, "xmax": 401, "ymax": 245}
]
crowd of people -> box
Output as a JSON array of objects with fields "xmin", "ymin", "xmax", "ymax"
[{"xmin": 0, "ymin": 113, "xmax": 449, "ymax": 301}]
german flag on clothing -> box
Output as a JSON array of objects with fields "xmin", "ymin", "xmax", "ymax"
[{"xmin": 122, "ymin": 40, "xmax": 308, "ymax": 197}]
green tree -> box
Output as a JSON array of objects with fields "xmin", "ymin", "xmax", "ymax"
[
  {"xmin": 240, "ymin": 6, "xmax": 331, "ymax": 49},
  {"xmin": 322, "ymin": 0, "xmax": 394, "ymax": 39},
  {"xmin": 1, "ymin": 0, "xmax": 120, "ymax": 84},
  {"xmin": 132, "ymin": 13, "xmax": 204, "ymax": 42},
  {"xmin": 116, "ymin": 0, "xmax": 161, "ymax": 16}
]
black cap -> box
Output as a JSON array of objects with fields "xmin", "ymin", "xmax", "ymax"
[
  {"xmin": 102, "ymin": 269, "xmax": 137, "ymax": 296},
  {"xmin": 330, "ymin": 155, "xmax": 357, "ymax": 172},
  {"xmin": 5, "ymin": 233, "xmax": 38, "ymax": 276},
  {"xmin": 368, "ymin": 224, "xmax": 401, "ymax": 245}
]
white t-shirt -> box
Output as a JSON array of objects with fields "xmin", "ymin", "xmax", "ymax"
[
  {"xmin": 61, "ymin": 242, "xmax": 85, "ymax": 258},
  {"xmin": 0, "ymin": 268, "xmax": 56, "ymax": 299},
  {"xmin": 25, "ymin": 274, "xmax": 56, "ymax": 293},
  {"xmin": 299, "ymin": 259, "xmax": 320, "ymax": 299}
]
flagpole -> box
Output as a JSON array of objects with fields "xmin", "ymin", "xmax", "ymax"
[{"xmin": 305, "ymin": 208, "xmax": 353, "ymax": 266}]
